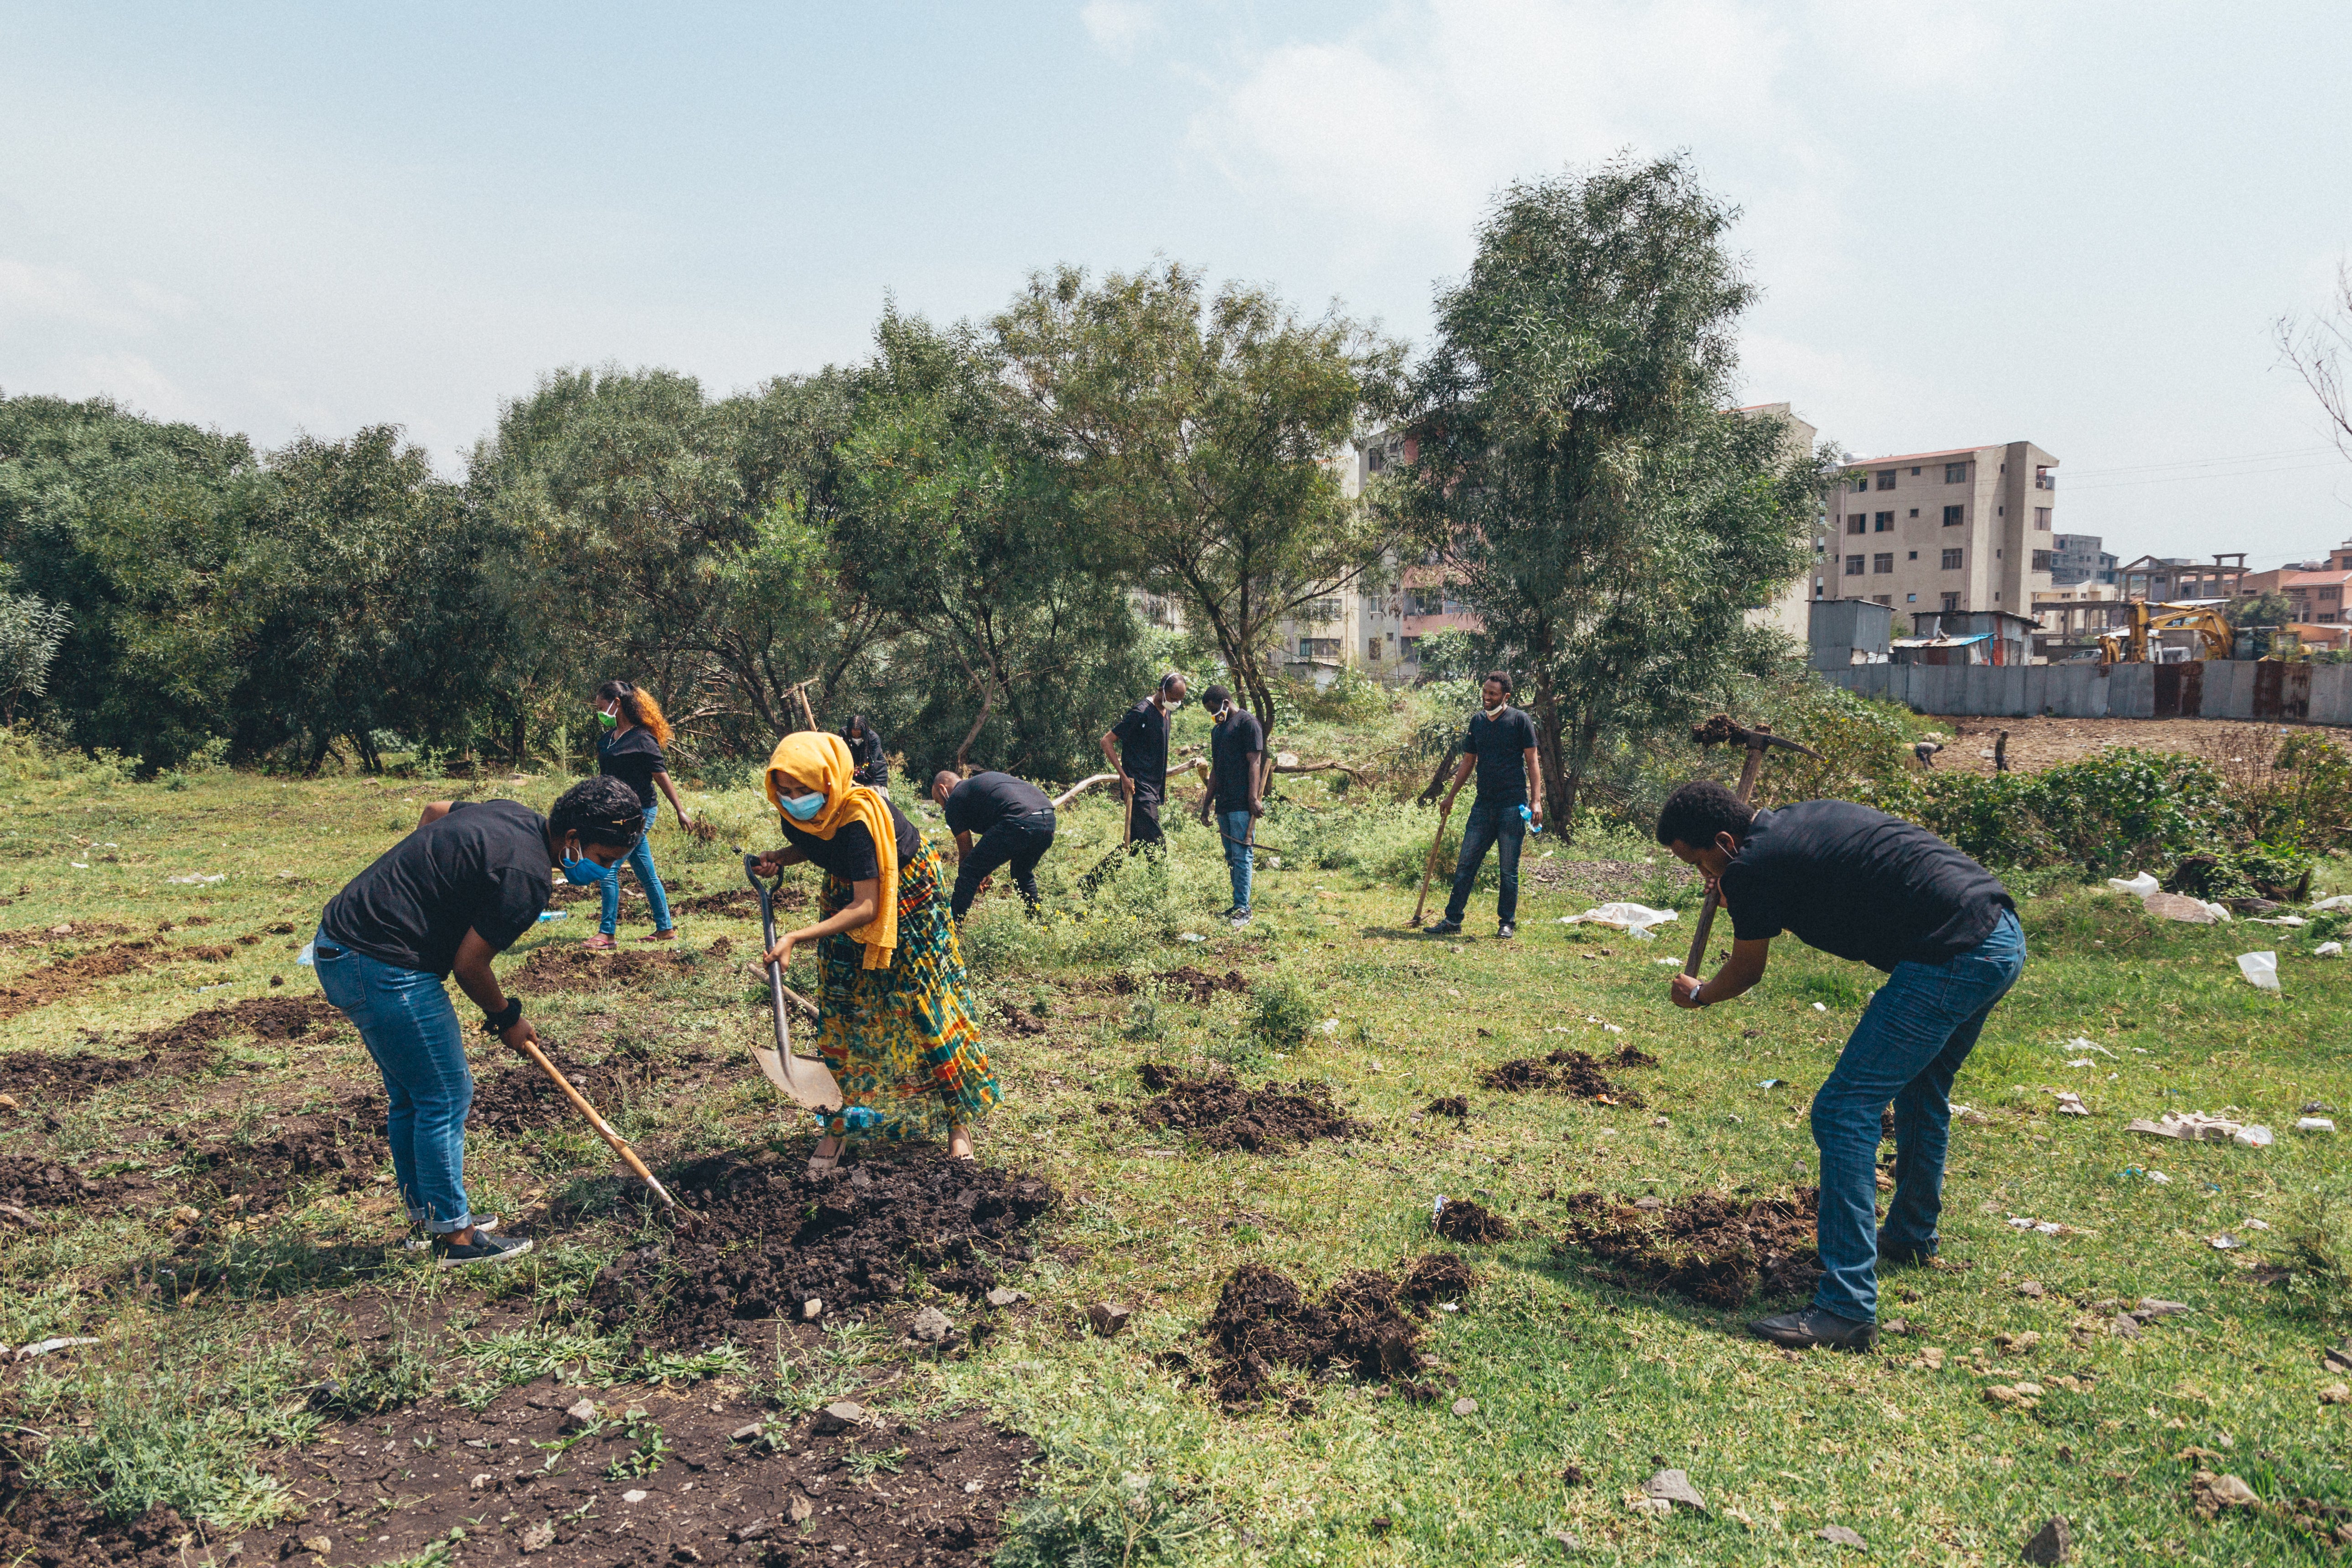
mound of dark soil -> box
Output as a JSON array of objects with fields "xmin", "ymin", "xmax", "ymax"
[
  {"xmin": 508, "ymin": 944, "xmax": 701, "ymax": 991},
  {"xmin": 1133, "ymin": 1064, "xmax": 1361, "ymax": 1152},
  {"xmin": 0, "ymin": 1478, "xmax": 197, "ymax": 1568},
  {"xmin": 1433, "ymin": 1198, "xmax": 1511, "ymax": 1243},
  {"xmin": 0, "ymin": 1153, "xmax": 150, "ymax": 1210},
  {"xmin": 124, "ymin": 995, "xmax": 344, "ymax": 1053},
  {"xmin": 0, "ymin": 941, "xmax": 155, "ymax": 1023},
  {"xmin": 1425, "ymin": 1096, "xmax": 1468, "ymax": 1119},
  {"xmin": 468, "ymin": 1037, "xmax": 667, "ymax": 1135},
  {"xmin": 1474, "ymin": 1047, "xmax": 1648, "ymax": 1105},
  {"xmin": 1556, "ymin": 1189, "xmax": 1821, "ymax": 1308},
  {"xmin": 587, "ymin": 1151, "xmax": 1060, "ymax": 1349},
  {"xmin": 0, "ymin": 1047, "xmax": 171, "ymax": 1110},
  {"xmin": 0, "ymin": 919, "xmax": 133, "ymax": 951},
  {"xmin": 1114, "ymin": 966, "xmax": 1249, "ymax": 1007},
  {"xmin": 1193, "ymin": 1254, "xmax": 1478, "ymax": 1407},
  {"xmin": 177, "ymin": 1103, "xmax": 387, "ymax": 1219}
]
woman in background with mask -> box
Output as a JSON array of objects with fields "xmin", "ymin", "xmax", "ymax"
[
  {"xmin": 751, "ymin": 731, "xmax": 998, "ymax": 1176},
  {"xmin": 582, "ymin": 680, "xmax": 694, "ymax": 950}
]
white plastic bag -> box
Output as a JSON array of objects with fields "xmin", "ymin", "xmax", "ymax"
[
  {"xmin": 1561, "ymin": 902, "xmax": 1679, "ymax": 941},
  {"xmin": 2313, "ymin": 894, "xmax": 2352, "ymax": 911},
  {"xmin": 2236, "ymin": 951, "xmax": 2280, "ymax": 992},
  {"xmin": 2317, "ymin": 942, "xmax": 2345, "ymax": 958},
  {"xmin": 2107, "ymin": 872, "xmax": 2159, "ymax": 897}
]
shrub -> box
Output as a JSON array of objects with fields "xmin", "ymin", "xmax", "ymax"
[
  {"xmin": 1904, "ymin": 749, "xmax": 2227, "ymax": 875},
  {"xmin": 1247, "ymin": 973, "xmax": 1318, "ymax": 1052}
]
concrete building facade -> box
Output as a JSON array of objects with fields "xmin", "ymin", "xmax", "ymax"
[
  {"xmin": 1826, "ymin": 441, "xmax": 2060, "ymax": 620},
  {"xmin": 2117, "ymin": 554, "xmax": 2247, "ymax": 602},
  {"xmin": 2049, "ymin": 532, "xmax": 2116, "ymax": 587}
]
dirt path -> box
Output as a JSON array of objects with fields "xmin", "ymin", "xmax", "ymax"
[{"xmin": 1920, "ymin": 715, "xmax": 2352, "ymax": 775}]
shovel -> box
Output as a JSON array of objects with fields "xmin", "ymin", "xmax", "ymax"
[
  {"xmin": 743, "ymin": 854, "xmax": 846, "ymax": 1114},
  {"xmin": 510, "ymin": 1035, "xmax": 694, "ymax": 1230},
  {"xmin": 1408, "ymin": 802, "xmax": 1452, "ymax": 928}
]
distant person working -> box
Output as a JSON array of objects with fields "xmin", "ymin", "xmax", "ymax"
[
  {"xmin": 932, "ymin": 769, "xmax": 1057, "ymax": 923},
  {"xmin": 842, "ymin": 715, "xmax": 891, "ymax": 794},
  {"xmin": 1658, "ymin": 781, "xmax": 2025, "ymax": 1351},
  {"xmin": 1427, "ymin": 671, "xmax": 1542, "ymax": 938},
  {"xmin": 1098, "ymin": 672, "xmax": 1186, "ymax": 853},
  {"xmin": 1195, "ymin": 684, "xmax": 1263, "ymax": 927}
]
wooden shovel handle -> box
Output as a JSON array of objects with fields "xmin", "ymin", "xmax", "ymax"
[
  {"xmin": 1682, "ymin": 742, "xmax": 1769, "ymax": 980},
  {"xmin": 1410, "ymin": 803, "xmax": 1452, "ymax": 926},
  {"xmin": 512, "ymin": 1036, "xmax": 681, "ymax": 1213}
]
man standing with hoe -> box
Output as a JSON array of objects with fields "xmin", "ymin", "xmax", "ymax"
[
  {"xmin": 1098, "ymin": 672, "xmax": 1186, "ymax": 857},
  {"xmin": 1195, "ymin": 683, "xmax": 1263, "ymax": 927},
  {"xmin": 1427, "ymin": 672, "xmax": 1541, "ymax": 938},
  {"xmin": 1657, "ymin": 777, "xmax": 2026, "ymax": 1349}
]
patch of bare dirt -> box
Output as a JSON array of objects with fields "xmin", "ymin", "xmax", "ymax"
[
  {"xmin": 1185, "ymin": 1254, "xmax": 1478, "ymax": 1408},
  {"xmin": 0, "ymin": 1153, "xmax": 153, "ymax": 1211},
  {"xmin": 1432, "ymin": 1198, "xmax": 1511, "ymax": 1243},
  {"xmin": 1523, "ymin": 858, "xmax": 1696, "ymax": 901},
  {"xmin": 507, "ymin": 944, "xmax": 703, "ymax": 991},
  {"xmin": 468, "ymin": 1035, "xmax": 708, "ymax": 1135},
  {"xmin": 1556, "ymin": 1189, "xmax": 1821, "ymax": 1308},
  {"xmin": 0, "ymin": 941, "xmax": 156, "ymax": 1023},
  {"xmin": 0, "ymin": 920, "xmax": 133, "ymax": 951},
  {"xmin": 1922, "ymin": 716, "xmax": 2352, "ymax": 776},
  {"xmin": 1113, "ymin": 966, "xmax": 1249, "ymax": 1007},
  {"xmin": 170, "ymin": 1100, "xmax": 388, "ymax": 1232},
  {"xmin": 122, "ymin": 995, "xmax": 345, "ymax": 1054},
  {"xmin": 586, "ymin": 1151, "xmax": 1060, "ymax": 1350},
  {"xmin": 1475, "ymin": 1047, "xmax": 1651, "ymax": 1106},
  {"xmin": 0, "ymin": 1471, "xmax": 199, "ymax": 1568},
  {"xmin": 1425, "ymin": 1096, "xmax": 1468, "ymax": 1119},
  {"xmin": 1132, "ymin": 1064, "xmax": 1361, "ymax": 1152}
]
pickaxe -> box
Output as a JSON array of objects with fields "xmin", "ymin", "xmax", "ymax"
[{"xmin": 1679, "ymin": 716, "xmax": 1822, "ymax": 979}]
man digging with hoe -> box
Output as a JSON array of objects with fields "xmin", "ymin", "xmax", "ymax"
[{"xmin": 1657, "ymin": 752, "xmax": 2025, "ymax": 1350}]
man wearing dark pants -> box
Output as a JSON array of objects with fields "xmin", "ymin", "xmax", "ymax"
[
  {"xmin": 1658, "ymin": 780, "xmax": 2026, "ymax": 1350},
  {"xmin": 932, "ymin": 769, "xmax": 1056, "ymax": 922},
  {"xmin": 1195, "ymin": 684, "xmax": 1263, "ymax": 927},
  {"xmin": 1428, "ymin": 671, "xmax": 1541, "ymax": 938},
  {"xmin": 1098, "ymin": 672, "xmax": 1186, "ymax": 854}
]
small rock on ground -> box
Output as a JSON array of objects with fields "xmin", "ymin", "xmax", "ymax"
[
  {"xmin": 1643, "ymin": 1469, "xmax": 1707, "ymax": 1513},
  {"xmin": 1452, "ymin": 1396, "xmax": 1478, "ymax": 1417},
  {"xmin": 910, "ymin": 1304, "xmax": 952, "ymax": 1342},
  {"xmin": 2021, "ymin": 1515, "xmax": 2073, "ymax": 1564},
  {"xmin": 1819, "ymin": 1524, "xmax": 1865, "ymax": 1548}
]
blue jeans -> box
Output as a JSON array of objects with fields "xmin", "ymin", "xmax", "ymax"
[
  {"xmin": 952, "ymin": 812, "xmax": 1056, "ymax": 922},
  {"xmin": 597, "ymin": 805, "xmax": 672, "ymax": 936},
  {"xmin": 1441, "ymin": 798, "xmax": 1525, "ymax": 927},
  {"xmin": 311, "ymin": 932, "xmax": 476, "ymax": 1234},
  {"xmin": 1809, "ymin": 908, "xmax": 2026, "ymax": 1321},
  {"xmin": 1218, "ymin": 809, "xmax": 1254, "ymax": 913}
]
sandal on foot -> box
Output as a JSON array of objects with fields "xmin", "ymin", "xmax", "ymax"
[
  {"xmin": 807, "ymin": 1139, "xmax": 844, "ymax": 1178},
  {"xmin": 582, "ymin": 933, "xmax": 617, "ymax": 952},
  {"xmin": 640, "ymin": 928, "xmax": 677, "ymax": 942}
]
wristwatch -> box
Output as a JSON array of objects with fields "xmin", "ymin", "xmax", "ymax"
[{"xmin": 481, "ymin": 996, "xmax": 522, "ymax": 1035}]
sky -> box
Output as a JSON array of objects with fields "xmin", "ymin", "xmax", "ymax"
[{"xmin": 4, "ymin": 0, "xmax": 2351, "ymax": 568}]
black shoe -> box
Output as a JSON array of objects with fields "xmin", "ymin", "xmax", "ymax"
[
  {"xmin": 1747, "ymin": 1307, "xmax": 1876, "ymax": 1350},
  {"xmin": 432, "ymin": 1230, "xmax": 535, "ymax": 1270},
  {"xmin": 1877, "ymin": 1245, "xmax": 1936, "ymax": 1269},
  {"xmin": 405, "ymin": 1214, "xmax": 498, "ymax": 1252},
  {"xmin": 1426, "ymin": 919, "xmax": 1462, "ymax": 935},
  {"xmin": 1497, "ymin": 923, "xmax": 1515, "ymax": 939},
  {"xmin": 1229, "ymin": 909, "xmax": 1252, "ymax": 927}
]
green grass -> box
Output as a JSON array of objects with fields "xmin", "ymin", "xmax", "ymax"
[{"xmin": 4, "ymin": 751, "xmax": 2350, "ymax": 1561}]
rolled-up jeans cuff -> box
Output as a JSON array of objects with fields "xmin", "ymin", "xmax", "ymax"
[{"xmin": 422, "ymin": 1212, "xmax": 474, "ymax": 1235}]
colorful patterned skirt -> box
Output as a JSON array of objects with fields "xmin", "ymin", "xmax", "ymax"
[{"xmin": 811, "ymin": 839, "xmax": 999, "ymax": 1143}]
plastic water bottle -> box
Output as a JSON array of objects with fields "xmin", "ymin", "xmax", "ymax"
[
  {"xmin": 840, "ymin": 1106, "xmax": 883, "ymax": 1131},
  {"xmin": 1517, "ymin": 804, "xmax": 1542, "ymax": 835}
]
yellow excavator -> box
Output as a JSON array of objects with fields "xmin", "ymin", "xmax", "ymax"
[{"xmin": 2096, "ymin": 601, "xmax": 2298, "ymax": 664}]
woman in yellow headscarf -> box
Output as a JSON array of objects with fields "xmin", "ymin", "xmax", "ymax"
[{"xmin": 753, "ymin": 731, "xmax": 999, "ymax": 1175}]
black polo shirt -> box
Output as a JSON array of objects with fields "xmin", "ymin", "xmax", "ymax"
[
  {"xmin": 943, "ymin": 772, "xmax": 1053, "ymax": 837},
  {"xmin": 319, "ymin": 800, "xmax": 553, "ymax": 977},
  {"xmin": 1208, "ymin": 708, "xmax": 1265, "ymax": 813},
  {"xmin": 1720, "ymin": 800, "xmax": 2016, "ymax": 971},
  {"xmin": 1112, "ymin": 698, "xmax": 1172, "ymax": 800},
  {"xmin": 1464, "ymin": 706, "xmax": 1538, "ymax": 806}
]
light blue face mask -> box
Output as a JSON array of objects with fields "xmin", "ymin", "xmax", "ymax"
[
  {"xmin": 559, "ymin": 836, "xmax": 609, "ymax": 885},
  {"xmin": 780, "ymin": 791, "xmax": 827, "ymax": 823}
]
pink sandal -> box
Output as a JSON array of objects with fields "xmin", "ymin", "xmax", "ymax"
[{"xmin": 582, "ymin": 933, "xmax": 617, "ymax": 952}]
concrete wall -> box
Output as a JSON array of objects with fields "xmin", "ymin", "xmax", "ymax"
[{"xmin": 1821, "ymin": 660, "xmax": 2352, "ymax": 724}]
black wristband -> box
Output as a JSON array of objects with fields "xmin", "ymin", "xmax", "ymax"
[{"xmin": 481, "ymin": 997, "xmax": 522, "ymax": 1035}]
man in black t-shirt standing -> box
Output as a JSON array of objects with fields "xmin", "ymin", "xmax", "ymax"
[
  {"xmin": 1196, "ymin": 684, "xmax": 1264, "ymax": 926},
  {"xmin": 932, "ymin": 769, "xmax": 1057, "ymax": 923},
  {"xmin": 1658, "ymin": 781, "xmax": 2027, "ymax": 1350},
  {"xmin": 1098, "ymin": 672, "xmax": 1186, "ymax": 853},
  {"xmin": 1428, "ymin": 671, "xmax": 1542, "ymax": 938}
]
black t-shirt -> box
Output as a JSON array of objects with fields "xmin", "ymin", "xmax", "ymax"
[
  {"xmin": 1464, "ymin": 706, "xmax": 1538, "ymax": 804},
  {"xmin": 598, "ymin": 726, "xmax": 664, "ymax": 811},
  {"xmin": 1208, "ymin": 708, "xmax": 1265, "ymax": 813},
  {"xmin": 842, "ymin": 725, "xmax": 890, "ymax": 787},
  {"xmin": 1720, "ymin": 800, "xmax": 2016, "ymax": 971},
  {"xmin": 1112, "ymin": 698, "xmax": 1171, "ymax": 798},
  {"xmin": 943, "ymin": 771, "xmax": 1053, "ymax": 837},
  {"xmin": 318, "ymin": 799, "xmax": 554, "ymax": 978},
  {"xmin": 780, "ymin": 798, "xmax": 923, "ymax": 883}
]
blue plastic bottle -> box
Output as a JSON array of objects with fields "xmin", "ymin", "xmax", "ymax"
[
  {"xmin": 839, "ymin": 1106, "xmax": 882, "ymax": 1131},
  {"xmin": 1516, "ymin": 803, "xmax": 1542, "ymax": 834}
]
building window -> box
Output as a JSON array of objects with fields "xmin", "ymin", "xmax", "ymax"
[
  {"xmin": 1875, "ymin": 469, "xmax": 1896, "ymax": 490},
  {"xmin": 1909, "ymin": 509, "xmax": 1919, "ymax": 518},
  {"xmin": 1873, "ymin": 595, "xmax": 1893, "ymax": 605},
  {"xmin": 1873, "ymin": 553, "xmax": 1894, "ymax": 574},
  {"xmin": 1847, "ymin": 516, "xmax": 1867, "ymax": 536},
  {"xmin": 1297, "ymin": 637, "xmax": 1340, "ymax": 659},
  {"xmin": 1401, "ymin": 636, "xmax": 1420, "ymax": 661},
  {"xmin": 1906, "ymin": 593, "xmax": 1917, "ymax": 603},
  {"xmin": 1874, "ymin": 511, "xmax": 1894, "ymax": 532},
  {"xmin": 1907, "ymin": 551, "xmax": 1919, "ymax": 560},
  {"xmin": 1846, "ymin": 555, "xmax": 1865, "ymax": 576},
  {"xmin": 1366, "ymin": 448, "xmax": 1385, "ymax": 473},
  {"xmin": 1300, "ymin": 597, "xmax": 1342, "ymax": 622},
  {"xmin": 1366, "ymin": 638, "xmax": 1381, "ymax": 660},
  {"xmin": 1942, "ymin": 548, "xmax": 1964, "ymax": 569},
  {"xmin": 1946, "ymin": 462, "xmax": 1969, "ymax": 483},
  {"xmin": 1942, "ymin": 592, "xmax": 1961, "ymax": 611},
  {"xmin": 2035, "ymin": 467, "xmax": 2055, "ymax": 490},
  {"xmin": 2034, "ymin": 507, "xmax": 2051, "ymax": 531},
  {"xmin": 2033, "ymin": 550, "xmax": 2055, "ymax": 571},
  {"xmin": 1943, "ymin": 505, "xmax": 1964, "ymax": 526}
]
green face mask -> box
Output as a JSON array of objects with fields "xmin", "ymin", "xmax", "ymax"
[{"xmin": 597, "ymin": 704, "xmax": 618, "ymax": 730}]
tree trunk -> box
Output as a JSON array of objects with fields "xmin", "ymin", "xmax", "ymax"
[
  {"xmin": 1532, "ymin": 668, "xmax": 1574, "ymax": 840},
  {"xmin": 1555, "ymin": 709, "xmax": 1602, "ymax": 847}
]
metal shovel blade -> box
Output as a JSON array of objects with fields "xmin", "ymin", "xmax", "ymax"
[{"xmin": 744, "ymin": 854, "xmax": 845, "ymax": 1113}]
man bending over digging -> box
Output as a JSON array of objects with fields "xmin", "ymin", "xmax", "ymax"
[{"xmin": 1657, "ymin": 781, "xmax": 2024, "ymax": 1349}]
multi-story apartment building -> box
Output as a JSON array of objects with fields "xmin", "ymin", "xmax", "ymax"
[
  {"xmin": 2116, "ymin": 554, "xmax": 2246, "ymax": 601},
  {"xmin": 1824, "ymin": 441, "xmax": 2060, "ymax": 619},
  {"xmin": 2048, "ymin": 533, "xmax": 2116, "ymax": 587}
]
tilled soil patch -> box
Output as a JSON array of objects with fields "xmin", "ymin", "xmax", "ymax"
[
  {"xmin": 1475, "ymin": 1047, "xmax": 1650, "ymax": 1105},
  {"xmin": 0, "ymin": 919, "xmax": 134, "ymax": 950},
  {"xmin": 122, "ymin": 995, "xmax": 345, "ymax": 1055},
  {"xmin": 1183, "ymin": 1254, "xmax": 1479, "ymax": 1408},
  {"xmin": 1556, "ymin": 1189, "xmax": 1821, "ymax": 1308},
  {"xmin": 172, "ymin": 1101, "xmax": 388, "ymax": 1228},
  {"xmin": 1432, "ymin": 1198, "xmax": 1512, "ymax": 1243},
  {"xmin": 1133, "ymin": 1063, "xmax": 1361, "ymax": 1152},
  {"xmin": 0, "ymin": 941, "xmax": 157, "ymax": 1023},
  {"xmin": 0, "ymin": 1473, "xmax": 200, "ymax": 1568},
  {"xmin": 1114, "ymin": 965, "xmax": 1249, "ymax": 1007},
  {"xmin": 509, "ymin": 944, "xmax": 704, "ymax": 991},
  {"xmin": 0, "ymin": 1045, "xmax": 184, "ymax": 1110},
  {"xmin": 0, "ymin": 1153, "xmax": 154, "ymax": 1212},
  {"xmin": 588, "ymin": 1151, "xmax": 1060, "ymax": 1349},
  {"xmin": 468, "ymin": 1036, "xmax": 680, "ymax": 1135}
]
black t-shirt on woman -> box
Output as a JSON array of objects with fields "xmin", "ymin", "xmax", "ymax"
[
  {"xmin": 598, "ymin": 726, "xmax": 664, "ymax": 811},
  {"xmin": 318, "ymin": 799, "xmax": 554, "ymax": 977},
  {"xmin": 780, "ymin": 799, "xmax": 923, "ymax": 882},
  {"xmin": 1719, "ymin": 799, "xmax": 2015, "ymax": 972}
]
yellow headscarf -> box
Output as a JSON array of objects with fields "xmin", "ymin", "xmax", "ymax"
[{"xmin": 765, "ymin": 730, "xmax": 900, "ymax": 970}]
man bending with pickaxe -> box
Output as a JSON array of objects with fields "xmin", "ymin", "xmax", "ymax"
[{"xmin": 1656, "ymin": 753, "xmax": 2024, "ymax": 1350}]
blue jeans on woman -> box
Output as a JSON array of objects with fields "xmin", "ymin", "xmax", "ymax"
[
  {"xmin": 1218, "ymin": 808, "xmax": 1254, "ymax": 915},
  {"xmin": 1441, "ymin": 797, "xmax": 1525, "ymax": 928},
  {"xmin": 1809, "ymin": 908, "xmax": 2026, "ymax": 1322},
  {"xmin": 598, "ymin": 805, "xmax": 673, "ymax": 936},
  {"xmin": 312, "ymin": 932, "xmax": 476, "ymax": 1234}
]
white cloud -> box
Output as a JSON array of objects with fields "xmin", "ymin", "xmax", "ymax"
[
  {"xmin": 0, "ymin": 258, "xmax": 153, "ymax": 333},
  {"xmin": 1080, "ymin": 0, "xmax": 1159, "ymax": 60}
]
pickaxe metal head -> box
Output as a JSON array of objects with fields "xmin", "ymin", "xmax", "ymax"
[{"xmin": 1690, "ymin": 714, "xmax": 1823, "ymax": 762}]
